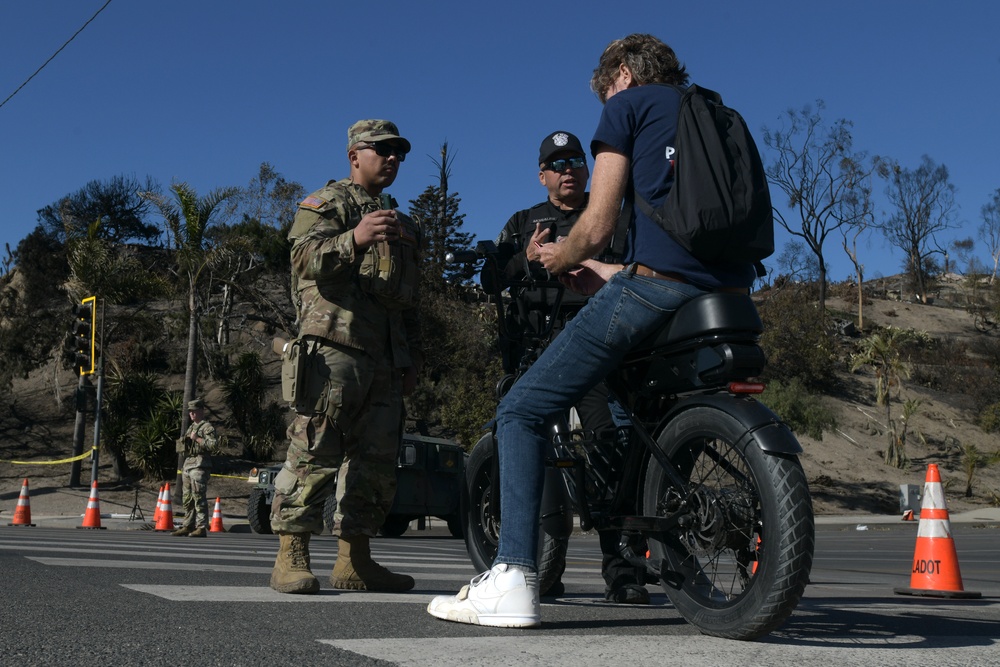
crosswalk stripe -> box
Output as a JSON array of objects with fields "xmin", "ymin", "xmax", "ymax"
[
  {"xmin": 25, "ymin": 557, "xmax": 506, "ymax": 582},
  {"xmin": 123, "ymin": 584, "xmax": 429, "ymax": 602},
  {"xmin": 120, "ymin": 585, "xmax": 649, "ymax": 609},
  {"xmin": 8, "ymin": 545, "xmax": 483, "ymax": 569},
  {"xmin": 28, "ymin": 557, "xmax": 271, "ymax": 573},
  {"xmin": 317, "ymin": 635, "xmax": 1000, "ymax": 667}
]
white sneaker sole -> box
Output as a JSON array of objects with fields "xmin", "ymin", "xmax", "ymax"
[{"xmin": 426, "ymin": 600, "xmax": 540, "ymax": 628}]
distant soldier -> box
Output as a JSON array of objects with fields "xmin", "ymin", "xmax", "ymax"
[{"xmin": 173, "ymin": 398, "xmax": 216, "ymax": 537}]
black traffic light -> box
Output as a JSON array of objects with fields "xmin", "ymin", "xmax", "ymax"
[{"xmin": 68, "ymin": 296, "xmax": 97, "ymax": 375}]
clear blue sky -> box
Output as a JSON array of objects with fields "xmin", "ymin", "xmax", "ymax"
[{"xmin": 2, "ymin": 1, "xmax": 998, "ymax": 282}]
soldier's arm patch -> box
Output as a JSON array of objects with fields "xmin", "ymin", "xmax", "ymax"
[{"xmin": 299, "ymin": 195, "xmax": 328, "ymax": 211}]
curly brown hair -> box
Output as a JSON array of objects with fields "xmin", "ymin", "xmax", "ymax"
[{"xmin": 590, "ymin": 33, "xmax": 689, "ymax": 103}]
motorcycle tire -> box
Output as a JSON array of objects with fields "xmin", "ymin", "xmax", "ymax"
[
  {"xmin": 464, "ymin": 432, "xmax": 566, "ymax": 596},
  {"xmin": 643, "ymin": 405, "xmax": 814, "ymax": 640}
]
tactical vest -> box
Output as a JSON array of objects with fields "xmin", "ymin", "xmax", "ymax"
[{"xmin": 350, "ymin": 190, "xmax": 422, "ymax": 310}]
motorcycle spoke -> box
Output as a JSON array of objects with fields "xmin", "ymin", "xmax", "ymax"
[{"xmin": 662, "ymin": 436, "xmax": 762, "ymax": 603}]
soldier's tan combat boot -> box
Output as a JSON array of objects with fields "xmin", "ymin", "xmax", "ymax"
[
  {"xmin": 270, "ymin": 532, "xmax": 320, "ymax": 594},
  {"xmin": 188, "ymin": 526, "xmax": 208, "ymax": 538},
  {"xmin": 329, "ymin": 534, "xmax": 415, "ymax": 592},
  {"xmin": 171, "ymin": 525, "xmax": 193, "ymax": 536}
]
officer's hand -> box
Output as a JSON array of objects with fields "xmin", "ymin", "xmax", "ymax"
[
  {"xmin": 525, "ymin": 223, "xmax": 551, "ymax": 263},
  {"xmin": 354, "ymin": 209, "xmax": 400, "ymax": 249}
]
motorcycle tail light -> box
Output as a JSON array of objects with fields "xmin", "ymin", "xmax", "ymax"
[{"xmin": 729, "ymin": 381, "xmax": 765, "ymax": 395}]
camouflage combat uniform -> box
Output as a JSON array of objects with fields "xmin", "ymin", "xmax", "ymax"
[
  {"xmin": 179, "ymin": 418, "xmax": 216, "ymax": 530},
  {"xmin": 270, "ymin": 178, "xmax": 422, "ymax": 538}
]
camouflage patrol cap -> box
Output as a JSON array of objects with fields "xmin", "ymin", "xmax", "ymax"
[
  {"xmin": 188, "ymin": 398, "xmax": 205, "ymax": 410},
  {"xmin": 347, "ymin": 119, "xmax": 411, "ymax": 153}
]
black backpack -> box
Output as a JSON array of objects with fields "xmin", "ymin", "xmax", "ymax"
[{"xmin": 633, "ymin": 84, "xmax": 774, "ymax": 275}]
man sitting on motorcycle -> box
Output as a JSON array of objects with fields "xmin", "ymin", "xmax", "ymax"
[{"xmin": 428, "ymin": 33, "xmax": 756, "ymax": 628}]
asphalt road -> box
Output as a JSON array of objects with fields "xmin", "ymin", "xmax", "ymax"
[{"xmin": 1, "ymin": 522, "xmax": 998, "ymax": 666}]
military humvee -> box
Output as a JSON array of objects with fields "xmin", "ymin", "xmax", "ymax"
[{"xmin": 247, "ymin": 434, "xmax": 466, "ymax": 538}]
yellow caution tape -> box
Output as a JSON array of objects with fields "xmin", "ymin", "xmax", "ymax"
[
  {"xmin": 2, "ymin": 447, "xmax": 96, "ymax": 465},
  {"xmin": 173, "ymin": 470, "xmax": 254, "ymax": 480}
]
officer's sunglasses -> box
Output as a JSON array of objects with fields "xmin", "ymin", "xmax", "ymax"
[
  {"xmin": 542, "ymin": 156, "xmax": 587, "ymax": 172},
  {"xmin": 357, "ymin": 141, "xmax": 407, "ymax": 161}
]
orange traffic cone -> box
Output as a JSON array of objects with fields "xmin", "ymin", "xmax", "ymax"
[
  {"xmin": 8, "ymin": 478, "xmax": 35, "ymax": 527},
  {"xmin": 209, "ymin": 497, "xmax": 225, "ymax": 533},
  {"xmin": 78, "ymin": 481, "xmax": 106, "ymax": 530},
  {"xmin": 155, "ymin": 483, "xmax": 175, "ymax": 531},
  {"xmin": 152, "ymin": 484, "xmax": 164, "ymax": 526},
  {"xmin": 894, "ymin": 464, "xmax": 980, "ymax": 598}
]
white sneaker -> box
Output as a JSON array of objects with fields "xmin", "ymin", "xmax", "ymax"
[{"xmin": 427, "ymin": 563, "xmax": 541, "ymax": 628}]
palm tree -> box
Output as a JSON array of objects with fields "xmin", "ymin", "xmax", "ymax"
[
  {"xmin": 145, "ymin": 183, "xmax": 236, "ymax": 479},
  {"xmin": 959, "ymin": 443, "xmax": 1000, "ymax": 498},
  {"xmin": 849, "ymin": 326, "xmax": 920, "ymax": 467}
]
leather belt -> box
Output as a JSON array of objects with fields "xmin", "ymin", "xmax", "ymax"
[{"xmin": 629, "ymin": 263, "xmax": 749, "ymax": 295}]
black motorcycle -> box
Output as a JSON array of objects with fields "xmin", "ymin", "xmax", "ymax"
[{"xmin": 450, "ymin": 241, "xmax": 814, "ymax": 641}]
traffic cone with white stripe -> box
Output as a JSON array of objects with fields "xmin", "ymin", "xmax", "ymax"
[
  {"xmin": 8, "ymin": 478, "xmax": 35, "ymax": 527},
  {"xmin": 155, "ymin": 483, "xmax": 175, "ymax": 531},
  {"xmin": 894, "ymin": 464, "xmax": 980, "ymax": 598},
  {"xmin": 152, "ymin": 484, "xmax": 164, "ymax": 526},
  {"xmin": 78, "ymin": 481, "xmax": 106, "ymax": 530},
  {"xmin": 209, "ymin": 497, "xmax": 225, "ymax": 533}
]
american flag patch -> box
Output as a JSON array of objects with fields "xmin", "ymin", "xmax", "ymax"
[{"xmin": 300, "ymin": 196, "xmax": 326, "ymax": 210}]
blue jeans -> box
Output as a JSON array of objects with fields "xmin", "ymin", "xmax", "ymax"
[{"xmin": 494, "ymin": 269, "xmax": 705, "ymax": 570}]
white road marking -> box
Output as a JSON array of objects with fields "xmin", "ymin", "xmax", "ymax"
[
  {"xmin": 318, "ymin": 635, "xmax": 1000, "ymax": 667},
  {"xmin": 123, "ymin": 584, "xmax": 423, "ymax": 603}
]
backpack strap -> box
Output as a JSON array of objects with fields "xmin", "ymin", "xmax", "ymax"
[
  {"xmin": 605, "ymin": 178, "xmax": 634, "ymax": 262},
  {"xmin": 633, "ymin": 188, "xmax": 664, "ymax": 226}
]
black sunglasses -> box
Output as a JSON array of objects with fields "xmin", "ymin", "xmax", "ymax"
[
  {"xmin": 542, "ymin": 156, "xmax": 587, "ymax": 172},
  {"xmin": 357, "ymin": 141, "xmax": 407, "ymax": 161}
]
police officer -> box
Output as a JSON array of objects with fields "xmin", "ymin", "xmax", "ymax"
[
  {"xmin": 172, "ymin": 398, "xmax": 216, "ymax": 538},
  {"xmin": 495, "ymin": 131, "xmax": 650, "ymax": 604},
  {"xmin": 269, "ymin": 119, "xmax": 423, "ymax": 595}
]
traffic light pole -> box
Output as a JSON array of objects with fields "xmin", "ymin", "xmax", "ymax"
[
  {"xmin": 89, "ymin": 299, "xmax": 106, "ymax": 486},
  {"xmin": 67, "ymin": 295, "xmax": 102, "ymax": 486},
  {"xmin": 90, "ymin": 365, "xmax": 103, "ymax": 485},
  {"xmin": 69, "ymin": 373, "xmax": 88, "ymax": 488}
]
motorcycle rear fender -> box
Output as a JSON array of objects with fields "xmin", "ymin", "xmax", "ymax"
[{"xmin": 658, "ymin": 393, "xmax": 803, "ymax": 455}]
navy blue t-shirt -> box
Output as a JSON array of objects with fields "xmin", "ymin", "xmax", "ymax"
[{"xmin": 591, "ymin": 84, "xmax": 755, "ymax": 289}]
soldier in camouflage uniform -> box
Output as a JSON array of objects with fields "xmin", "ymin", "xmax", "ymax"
[
  {"xmin": 172, "ymin": 398, "xmax": 216, "ymax": 538},
  {"xmin": 269, "ymin": 119, "xmax": 423, "ymax": 595}
]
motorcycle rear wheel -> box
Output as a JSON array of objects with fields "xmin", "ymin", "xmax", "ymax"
[
  {"xmin": 464, "ymin": 433, "xmax": 566, "ymax": 595},
  {"xmin": 643, "ymin": 405, "xmax": 814, "ymax": 640}
]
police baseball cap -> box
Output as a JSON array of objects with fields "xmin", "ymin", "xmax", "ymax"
[
  {"xmin": 538, "ymin": 131, "xmax": 585, "ymax": 164},
  {"xmin": 347, "ymin": 119, "xmax": 411, "ymax": 153}
]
